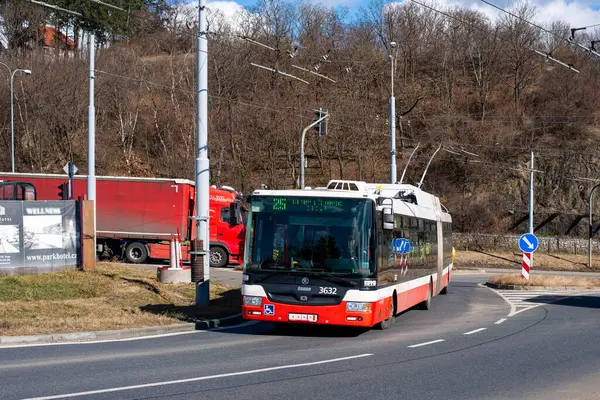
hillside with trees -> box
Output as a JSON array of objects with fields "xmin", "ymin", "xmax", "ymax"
[{"xmin": 1, "ymin": 0, "xmax": 599, "ymax": 234}]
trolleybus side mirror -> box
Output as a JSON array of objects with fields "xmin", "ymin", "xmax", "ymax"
[{"xmin": 382, "ymin": 207, "xmax": 394, "ymax": 230}]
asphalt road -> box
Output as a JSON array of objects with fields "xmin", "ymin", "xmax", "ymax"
[{"xmin": 2, "ymin": 274, "xmax": 600, "ymax": 400}]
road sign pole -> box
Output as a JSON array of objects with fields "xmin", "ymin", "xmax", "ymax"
[
  {"xmin": 522, "ymin": 252, "xmax": 531, "ymax": 280},
  {"xmin": 68, "ymin": 162, "xmax": 73, "ymax": 200}
]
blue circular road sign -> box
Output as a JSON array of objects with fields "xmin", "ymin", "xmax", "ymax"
[{"xmin": 519, "ymin": 233, "xmax": 539, "ymax": 253}]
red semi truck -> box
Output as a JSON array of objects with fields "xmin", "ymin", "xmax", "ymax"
[{"xmin": 0, "ymin": 173, "xmax": 246, "ymax": 267}]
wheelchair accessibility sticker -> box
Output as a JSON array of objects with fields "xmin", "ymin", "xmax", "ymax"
[{"xmin": 264, "ymin": 304, "xmax": 275, "ymax": 316}]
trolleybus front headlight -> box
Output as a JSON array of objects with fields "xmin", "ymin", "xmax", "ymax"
[
  {"xmin": 346, "ymin": 302, "xmax": 372, "ymax": 312},
  {"xmin": 243, "ymin": 296, "xmax": 262, "ymax": 306}
]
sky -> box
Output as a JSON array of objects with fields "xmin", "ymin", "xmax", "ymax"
[{"xmin": 204, "ymin": 0, "xmax": 600, "ymax": 29}]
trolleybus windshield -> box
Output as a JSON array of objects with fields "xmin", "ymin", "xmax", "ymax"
[{"xmin": 244, "ymin": 196, "xmax": 375, "ymax": 277}]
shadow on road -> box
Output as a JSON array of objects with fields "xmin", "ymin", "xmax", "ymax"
[
  {"xmin": 472, "ymin": 250, "xmax": 521, "ymax": 265},
  {"xmin": 223, "ymin": 322, "xmax": 370, "ymax": 338},
  {"xmin": 139, "ymin": 288, "xmax": 241, "ymax": 323},
  {"xmin": 527, "ymin": 294, "xmax": 600, "ymax": 309}
]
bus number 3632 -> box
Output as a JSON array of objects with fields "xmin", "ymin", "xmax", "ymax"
[{"xmin": 318, "ymin": 287, "xmax": 337, "ymax": 295}]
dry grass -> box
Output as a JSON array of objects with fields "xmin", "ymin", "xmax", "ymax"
[
  {"xmin": 488, "ymin": 274, "xmax": 600, "ymax": 288},
  {"xmin": 0, "ymin": 263, "xmax": 240, "ymax": 337},
  {"xmin": 456, "ymin": 250, "xmax": 600, "ymax": 272}
]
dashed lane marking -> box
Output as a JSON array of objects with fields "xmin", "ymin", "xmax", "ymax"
[
  {"xmin": 408, "ymin": 339, "xmax": 445, "ymax": 348},
  {"xmin": 464, "ymin": 328, "xmax": 487, "ymax": 335}
]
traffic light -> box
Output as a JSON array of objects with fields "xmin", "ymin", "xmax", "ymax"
[
  {"xmin": 58, "ymin": 183, "xmax": 68, "ymax": 200},
  {"xmin": 313, "ymin": 108, "xmax": 328, "ymax": 136}
]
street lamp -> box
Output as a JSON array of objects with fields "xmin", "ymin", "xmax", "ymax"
[
  {"xmin": 388, "ymin": 41, "xmax": 397, "ymax": 184},
  {"xmin": 0, "ymin": 62, "xmax": 32, "ymax": 173}
]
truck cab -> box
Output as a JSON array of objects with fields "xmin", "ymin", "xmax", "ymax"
[
  {"xmin": 0, "ymin": 181, "xmax": 36, "ymax": 200},
  {"xmin": 207, "ymin": 186, "xmax": 246, "ymax": 268}
]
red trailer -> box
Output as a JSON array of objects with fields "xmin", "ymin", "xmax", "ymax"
[{"xmin": 0, "ymin": 173, "xmax": 246, "ymax": 267}]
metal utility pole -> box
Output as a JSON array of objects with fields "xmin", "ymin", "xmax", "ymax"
[
  {"xmin": 88, "ymin": 34, "xmax": 97, "ymax": 251},
  {"xmin": 388, "ymin": 42, "xmax": 397, "ymax": 184},
  {"xmin": 300, "ymin": 112, "xmax": 329, "ymax": 189},
  {"xmin": 529, "ymin": 152, "xmax": 534, "ymax": 268},
  {"xmin": 195, "ymin": 0, "xmax": 211, "ymax": 306},
  {"xmin": 588, "ymin": 183, "xmax": 600, "ymax": 268}
]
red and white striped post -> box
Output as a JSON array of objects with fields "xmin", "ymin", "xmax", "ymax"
[{"xmin": 522, "ymin": 252, "xmax": 531, "ymax": 280}]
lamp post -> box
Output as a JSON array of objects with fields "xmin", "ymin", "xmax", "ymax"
[
  {"xmin": 10, "ymin": 68, "xmax": 32, "ymax": 173},
  {"xmin": 388, "ymin": 41, "xmax": 397, "ymax": 184},
  {"xmin": 0, "ymin": 62, "xmax": 31, "ymax": 173}
]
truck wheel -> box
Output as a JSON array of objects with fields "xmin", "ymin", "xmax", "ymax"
[
  {"xmin": 125, "ymin": 242, "xmax": 148, "ymax": 264},
  {"xmin": 210, "ymin": 246, "xmax": 228, "ymax": 268}
]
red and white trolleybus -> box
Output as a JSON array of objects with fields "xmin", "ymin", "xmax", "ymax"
[{"xmin": 241, "ymin": 180, "xmax": 453, "ymax": 329}]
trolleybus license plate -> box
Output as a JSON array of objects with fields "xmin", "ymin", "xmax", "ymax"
[{"xmin": 289, "ymin": 313, "xmax": 318, "ymax": 322}]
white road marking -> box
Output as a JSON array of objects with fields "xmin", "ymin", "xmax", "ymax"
[
  {"xmin": 0, "ymin": 319, "xmax": 257, "ymax": 349},
  {"xmin": 18, "ymin": 353, "xmax": 374, "ymax": 400},
  {"xmin": 408, "ymin": 339, "xmax": 445, "ymax": 348},
  {"xmin": 463, "ymin": 328, "xmax": 487, "ymax": 335},
  {"xmin": 494, "ymin": 318, "xmax": 507, "ymax": 325}
]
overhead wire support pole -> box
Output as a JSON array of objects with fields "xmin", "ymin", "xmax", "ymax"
[
  {"xmin": 88, "ymin": 34, "xmax": 96, "ymax": 253},
  {"xmin": 528, "ymin": 152, "xmax": 534, "ymax": 271},
  {"xmin": 388, "ymin": 43, "xmax": 397, "ymax": 184},
  {"xmin": 300, "ymin": 113, "xmax": 329, "ymax": 189},
  {"xmin": 195, "ymin": 0, "xmax": 210, "ymax": 306}
]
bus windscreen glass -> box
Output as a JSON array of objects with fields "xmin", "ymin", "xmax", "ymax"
[{"xmin": 245, "ymin": 196, "xmax": 375, "ymax": 276}]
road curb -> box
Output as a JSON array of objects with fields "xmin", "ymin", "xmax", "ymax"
[
  {"xmin": 485, "ymin": 282, "xmax": 596, "ymax": 291},
  {"xmin": 0, "ymin": 313, "xmax": 244, "ymax": 346}
]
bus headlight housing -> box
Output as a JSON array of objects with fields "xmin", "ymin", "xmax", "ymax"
[
  {"xmin": 244, "ymin": 296, "xmax": 262, "ymax": 306},
  {"xmin": 346, "ymin": 302, "xmax": 372, "ymax": 313}
]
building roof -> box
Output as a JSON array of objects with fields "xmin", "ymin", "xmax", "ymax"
[{"xmin": 40, "ymin": 26, "xmax": 75, "ymax": 50}]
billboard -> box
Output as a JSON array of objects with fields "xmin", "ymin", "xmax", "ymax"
[{"xmin": 0, "ymin": 201, "xmax": 78, "ymax": 272}]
